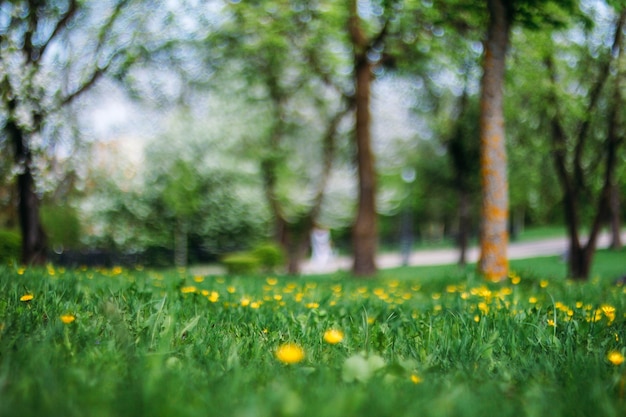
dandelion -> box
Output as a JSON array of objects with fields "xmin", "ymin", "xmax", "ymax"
[
  {"xmin": 180, "ymin": 286, "xmax": 197, "ymax": 294},
  {"xmin": 323, "ymin": 329, "xmax": 344, "ymax": 344},
  {"xmin": 601, "ymin": 304, "xmax": 616, "ymax": 324},
  {"xmin": 60, "ymin": 314, "xmax": 75, "ymax": 324},
  {"xmin": 540, "ymin": 280, "xmax": 549, "ymax": 288},
  {"xmin": 607, "ymin": 351, "xmax": 624, "ymax": 366},
  {"xmin": 275, "ymin": 343, "xmax": 305, "ymax": 364},
  {"xmin": 241, "ymin": 297, "xmax": 251, "ymax": 307},
  {"xmin": 20, "ymin": 294, "xmax": 33, "ymax": 302},
  {"xmin": 266, "ymin": 277, "xmax": 278, "ymax": 286},
  {"xmin": 193, "ymin": 275, "xmax": 205, "ymax": 283},
  {"xmin": 478, "ymin": 302, "xmax": 489, "ymax": 314},
  {"xmin": 208, "ymin": 291, "xmax": 219, "ymax": 303},
  {"xmin": 306, "ymin": 302, "xmax": 319, "ymax": 309},
  {"xmin": 529, "ymin": 296, "xmax": 538, "ymax": 304},
  {"xmin": 410, "ymin": 374, "xmax": 422, "ymax": 384}
]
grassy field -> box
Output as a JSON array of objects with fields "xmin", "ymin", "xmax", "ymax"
[{"xmin": 1, "ymin": 249, "xmax": 625, "ymax": 417}]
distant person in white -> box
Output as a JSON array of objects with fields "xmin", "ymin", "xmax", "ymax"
[{"xmin": 311, "ymin": 226, "xmax": 333, "ymax": 267}]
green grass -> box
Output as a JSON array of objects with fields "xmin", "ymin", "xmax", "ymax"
[{"xmin": 1, "ymin": 253, "xmax": 626, "ymax": 417}]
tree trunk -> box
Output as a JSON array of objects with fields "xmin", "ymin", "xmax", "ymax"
[
  {"xmin": 174, "ymin": 218, "xmax": 188, "ymax": 267},
  {"xmin": 478, "ymin": 0, "xmax": 511, "ymax": 281},
  {"xmin": 457, "ymin": 189, "xmax": 471, "ymax": 266},
  {"xmin": 281, "ymin": 220, "xmax": 313, "ymax": 275},
  {"xmin": 609, "ymin": 183, "xmax": 622, "ymax": 250},
  {"xmin": 17, "ymin": 167, "xmax": 48, "ymax": 265},
  {"xmin": 5, "ymin": 97, "xmax": 47, "ymax": 265},
  {"xmin": 349, "ymin": 0, "xmax": 378, "ymax": 277}
]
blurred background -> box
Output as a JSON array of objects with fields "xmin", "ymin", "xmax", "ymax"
[{"xmin": 0, "ymin": 0, "xmax": 624, "ymax": 277}]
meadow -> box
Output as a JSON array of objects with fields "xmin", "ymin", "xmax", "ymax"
[{"xmin": 1, "ymin": 249, "xmax": 626, "ymax": 417}]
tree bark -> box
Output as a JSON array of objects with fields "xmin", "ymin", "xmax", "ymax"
[
  {"xmin": 8, "ymin": 116, "xmax": 48, "ymax": 265},
  {"xmin": 609, "ymin": 183, "xmax": 622, "ymax": 250},
  {"xmin": 457, "ymin": 189, "xmax": 471, "ymax": 266},
  {"xmin": 478, "ymin": 0, "xmax": 511, "ymax": 281},
  {"xmin": 349, "ymin": 0, "xmax": 378, "ymax": 277}
]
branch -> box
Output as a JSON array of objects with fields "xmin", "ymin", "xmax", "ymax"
[
  {"xmin": 310, "ymin": 100, "xmax": 353, "ymax": 220},
  {"xmin": 39, "ymin": 0, "xmax": 79, "ymax": 60},
  {"xmin": 59, "ymin": 0, "xmax": 132, "ymax": 106},
  {"xmin": 573, "ymin": 10, "xmax": 626, "ymax": 188}
]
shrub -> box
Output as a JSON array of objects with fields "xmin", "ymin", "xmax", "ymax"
[
  {"xmin": 0, "ymin": 230, "xmax": 21, "ymax": 264},
  {"xmin": 252, "ymin": 242, "xmax": 285, "ymax": 272},
  {"xmin": 221, "ymin": 252, "xmax": 260, "ymax": 275}
]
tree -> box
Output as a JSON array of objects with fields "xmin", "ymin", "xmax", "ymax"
[
  {"xmin": 542, "ymin": 6, "xmax": 626, "ymax": 280},
  {"xmin": 477, "ymin": 0, "xmax": 512, "ymax": 281},
  {"xmin": 0, "ymin": 0, "xmax": 148, "ymax": 264},
  {"xmin": 452, "ymin": 0, "xmax": 578, "ymax": 281},
  {"xmin": 214, "ymin": 1, "xmax": 353, "ymax": 274}
]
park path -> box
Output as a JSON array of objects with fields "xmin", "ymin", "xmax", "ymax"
[{"xmin": 300, "ymin": 231, "xmax": 626, "ymax": 275}]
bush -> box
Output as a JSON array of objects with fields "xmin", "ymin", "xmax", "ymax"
[
  {"xmin": 221, "ymin": 252, "xmax": 260, "ymax": 275},
  {"xmin": 252, "ymin": 242, "xmax": 285, "ymax": 272},
  {"xmin": 0, "ymin": 230, "xmax": 21, "ymax": 264}
]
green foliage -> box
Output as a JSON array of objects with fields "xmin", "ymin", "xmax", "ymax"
[
  {"xmin": 221, "ymin": 242, "xmax": 286, "ymax": 275},
  {"xmin": 0, "ymin": 229, "xmax": 20, "ymax": 263},
  {"xmin": 221, "ymin": 252, "xmax": 260, "ymax": 275},
  {"xmin": 252, "ymin": 242, "xmax": 285, "ymax": 272}
]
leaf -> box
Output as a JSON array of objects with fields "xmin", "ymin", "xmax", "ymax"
[{"xmin": 179, "ymin": 315, "xmax": 201, "ymax": 339}]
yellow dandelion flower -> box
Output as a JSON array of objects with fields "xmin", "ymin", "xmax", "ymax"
[
  {"xmin": 540, "ymin": 280, "xmax": 549, "ymax": 288},
  {"xmin": 60, "ymin": 314, "xmax": 75, "ymax": 324},
  {"xmin": 275, "ymin": 343, "xmax": 305, "ymax": 364},
  {"xmin": 478, "ymin": 302, "xmax": 489, "ymax": 314},
  {"xmin": 529, "ymin": 296, "xmax": 538, "ymax": 304},
  {"xmin": 410, "ymin": 374, "xmax": 422, "ymax": 384},
  {"xmin": 241, "ymin": 297, "xmax": 251, "ymax": 307},
  {"xmin": 607, "ymin": 351, "xmax": 624, "ymax": 366},
  {"xmin": 266, "ymin": 277, "xmax": 278, "ymax": 286},
  {"xmin": 208, "ymin": 291, "xmax": 219, "ymax": 303},
  {"xmin": 227, "ymin": 286, "xmax": 236, "ymax": 294},
  {"xmin": 180, "ymin": 286, "xmax": 197, "ymax": 294},
  {"xmin": 474, "ymin": 315, "xmax": 480, "ymax": 323},
  {"xmin": 17, "ymin": 267, "xmax": 26, "ymax": 275},
  {"xmin": 323, "ymin": 329, "xmax": 344, "ymax": 344},
  {"xmin": 601, "ymin": 305, "xmax": 616, "ymax": 323},
  {"xmin": 547, "ymin": 319, "xmax": 555, "ymax": 327},
  {"xmin": 201, "ymin": 289, "xmax": 209, "ymax": 296},
  {"xmin": 306, "ymin": 302, "xmax": 319, "ymax": 309},
  {"xmin": 250, "ymin": 301, "xmax": 261, "ymax": 309},
  {"xmin": 20, "ymin": 294, "xmax": 34, "ymax": 302},
  {"xmin": 193, "ymin": 275, "xmax": 205, "ymax": 283}
]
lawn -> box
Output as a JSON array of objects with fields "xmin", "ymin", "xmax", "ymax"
[{"xmin": 1, "ymin": 250, "xmax": 625, "ymax": 417}]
